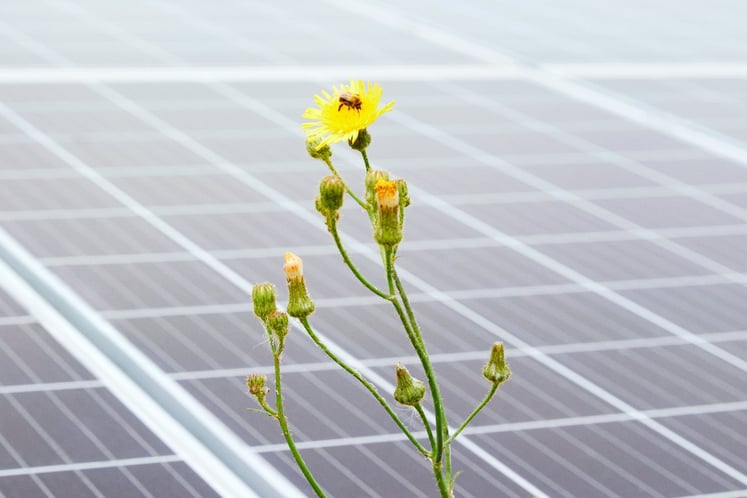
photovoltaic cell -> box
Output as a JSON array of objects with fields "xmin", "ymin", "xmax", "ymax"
[{"xmin": 0, "ymin": 1, "xmax": 746, "ymax": 497}]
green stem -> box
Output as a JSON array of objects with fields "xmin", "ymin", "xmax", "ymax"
[
  {"xmin": 322, "ymin": 157, "xmax": 367, "ymax": 210},
  {"xmin": 360, "ymin": 149, "xmax": 371, "ymax": 172},
  {"xmin": 414, "ymin": 404, "xmax": 436, "ymax": 454},
  {"xmin": 433, "ymin": 461, "xmax": 451, "ymax": 498},
  {"xmin": 329, "ymin": 217, "xmax": 391, "ymax": 300},
  {"xmin": 448, "ymin": 384, "xmax": 499, "ymax": 444},
  {"xmin": 273, "ymin": 354, "xmax": 326, "ymax": 497},
  {"xmin": 387, "ymin": 255, "xmax": 448, "ymax": 476},
  {"xmin": 299, "ymin": 317, "xmax": 430, "ymax": 458}
]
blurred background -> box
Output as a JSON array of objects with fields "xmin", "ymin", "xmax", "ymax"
[{"xmin": 1, "ymin": 1, "xmax": 747, "ymax": 497}]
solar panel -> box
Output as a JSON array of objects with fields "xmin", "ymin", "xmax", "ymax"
[{"xmin": 1, "ymin": 1, "xmax": 746, "ymax": 497}]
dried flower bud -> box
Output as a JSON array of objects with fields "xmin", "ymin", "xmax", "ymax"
[
  {"xmin": 306, "ymin": 138, "xmax": 332, "ymax": 161},
  {"xmin": 319, "ymin": 175, "xmax": 345, "ymax": 215},
  {"xmin": 483, "ymin": 342, "xmax": 511, "ymax": 385},
  {"xmin": 393, "ymin": 363, "xmax": 426, "ymax": 406},
  {"xmin": 348, "ymin": 128, "xmax": 371, "ymax": 151},
  {"xmin": 283, "ymin": 252, "xmax": 315, "ymax": 318},
  {"xmin": 374, "ymin": 179, "xmax": 402, "ymax": 248},
  {"xmin": 251, "ymin": 282, "xmax": 277, "ymax": 321},
  {"xmin": 247, "ymin": 373, "xmax": 269, "ymax": 401}
]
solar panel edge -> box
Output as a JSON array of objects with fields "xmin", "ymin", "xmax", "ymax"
[{"xmin": 0, "ymin": 227, "xmax": 305, "ymax": 498}]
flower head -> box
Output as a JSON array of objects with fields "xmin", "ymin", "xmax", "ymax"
[{"xmin": 302, "ymin": 80, "xmax": 394, "ymax": 149}]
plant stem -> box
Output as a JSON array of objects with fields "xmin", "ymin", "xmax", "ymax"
[
  {"xmin": 414, "ymin": 404, "xmax": 436, "ymax": 453},
  {"xmin": 273, "ymin": 354, "xmax": 326, "ymax": 497},
  {"xmin": 360, "ymin": 149, "xmax": 371, "ymax": 172},
  {"xmin": 387, "ymin": 255, "xmax": 449, "ymax": 482},
  {"xmin": 299, "ymin": 317, "xmax": 430, "ymax": 458},
  {"xmin": 329, "ymin": 217, "xmax": 391, "ymax": 300},
  {"xmin": 323, "ymin": 157, "xmax": 367, "ymax": 209},
  {"xmin": 448, "ymin": 384, "xmax": 499, "ymax": 444}
]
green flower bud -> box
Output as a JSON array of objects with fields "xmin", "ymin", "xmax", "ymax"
[
  {"xmin": 348, "ymin": 128, "xmax": 371, "ymax": 151},
  {"xmin": 395, "ymin": 178, "xmax": 410, "ymax": 228},
  {"xmin": 319, "ymin": 175, "xmax": 345, "ymax": 214},
  {"xmin": 283, "ymin": 252, "xmax": 315, "ymax": 318},
  {"xmin": 395, "ymin": 178, "xmax": 410, "ymax": 209},
  {"xmin": 365, "ymin": 169, "xmax": 389, "ymax": 208},
  {"xmin": 393, "ymin": 363, "xmax": 426, "ymax": 406},
  {"xmin": 306, "ymin": 139, "xmax": 332, "ymax": 161},
  {"xmin": 251, "ymin": 282, "xmax": 277, "ymax": 322},
  {"xmin": 374, "ymin": 179, "xmax": 402, "ymax": 248},
  {"xmin": 266, "ymin": 310, "xmax": 289, "ymax": 354},
  {"xmin": 483, "ymin": 342, "xmax": 511, "ymax": 385},
  {"xmin": 246, "ymin": 373, "xmax": 269, "ymax": 401}
]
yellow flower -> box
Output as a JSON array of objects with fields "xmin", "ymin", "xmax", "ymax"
[{"xmin": 302, "ymin": 80, "xmax": 394, "ymax": 149}]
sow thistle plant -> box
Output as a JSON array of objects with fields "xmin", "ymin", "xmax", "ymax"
[{"xmin": 247, "ymin": 79, "xmax": 510, "ymax": 498}]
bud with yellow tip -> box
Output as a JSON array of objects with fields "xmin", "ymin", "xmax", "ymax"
[
  {"xmin": 374, "ymin": 179, "xmax": 403, "ymax": 248},
  {"xmin": 284, "ymin": 252, "xmax": 315, "ymax": 318}
]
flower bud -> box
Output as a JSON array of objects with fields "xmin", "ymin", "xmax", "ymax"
[
  {"xmin": 365, "ymin": 169, "xmax": 389, "ymax": 208},
  {"xmin": 319, "ymin": 175, "xmax": 345, "ymax": 215},
  {"xmin": 306, "ymin": 138, "xmax": 332, "ymax": 161},
  {"xmin": 395, "ymin": 178, "xmax": 410, "ymax": 209},
  {"xmin": 283, "ymin": 252, "xmax": 315, "ymax": 318},
  {"xmin": 348, "ymin": 128, "xmax": 371, "ymax": 151},
  {"xmin": 266, "ymin": 310, "xmax": 289, "ymax": 354},
  {"xmin": 251, "ymin": 282, "xmax": 277, "ymax": 322},
  {"xmin": 246, "ymin": 373, "xmax": 269, "ymax": 401},
  {"xmin": 393, "ymin": 363, "xmax": 426, "ymax": 406},
  {"xmin": 483, "ymin": 342, "xmax": 511, "ymax": 385},
  {"xmin": 374, "ymin": 179, "xmax": 402, "ymax": 248}
]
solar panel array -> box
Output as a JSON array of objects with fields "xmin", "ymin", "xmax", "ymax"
[{"xmin": 1, "ymin": 1, "xmax": 746, "ymax": 497}]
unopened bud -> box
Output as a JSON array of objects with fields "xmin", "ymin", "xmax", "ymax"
[
  {"xmin": 247, "ymin": 373, "xmax": 269, "ymax": 401},
  {"xmin": 306, "ymin": 139, "xmax": 332, "ymax": 161},
  {"xmin": 393, "ymin": 363, "xmax": 426, "ymax": 406},
  {"xmin": 266, "ymin": 310, "xmax": 289, "ymax": 353},
  {"xmin": 395, "ymin": 178, "xmax": 410, "ymax": 209},
  {"xmin": 374, "ymin": 179, "xmax": 402, "ymax": 248},
  {"xmin": 319, "ymin": 175, "xmax": 345, "ymax": 215},
  {"xmin": 483, "ymin": 342, "xmax": 511, "ymax": 385},
  {"xmin": 252, "ymin": 282, "xmax": 277, "ymax": 321},
  {"xmin": 348, "ymin": 129, "xmax": 371, "ymax": 151},
  {"xmin": 283, "ymin": 252, "xmax": 315, "ymax": 318}
]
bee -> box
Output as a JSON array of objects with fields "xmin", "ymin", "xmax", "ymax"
[{"xmin": 338, "ymin": 92, "xmax": 362, "ymax": 112}]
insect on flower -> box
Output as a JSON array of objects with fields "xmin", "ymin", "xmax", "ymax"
[{"xmin": 338, "ymin": 92, "xmax": 362, "ymax": 112}]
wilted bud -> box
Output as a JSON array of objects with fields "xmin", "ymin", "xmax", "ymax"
[
  {"xmin": 266, "ymin": 310, "xmax": 289, "ymax": 354},
  {"xmin": 348, "ymin": 128, "xmax": 371, "ymax": 151},
  {"xmin": 247, "ymin": 373, "xmax": 269, "ymax": 401},
  {"xmin": 374, "ymin": 179, "xmax": 402, "ymax": 248},
  {"xmin": 306, "ymin": 138, "xmax": 332, "ymax": 161},
  {"xmin": 252, "ymin": 282, "xmax": 277, "ymax": 321},
  {"xmin": 482, "ymin": 342, "xmax": 511, "ymax": 385},
  {"xmin": 393, "ymin": 363, "xmax": 426, "ymax": 406},
  {"xmin": 365, "ymin": 169, "xmax": 390, "ymax": 208},
  {"xmin": 319, "ymin": 175, "xmax": 345, "ymax": 215},
  {"xmin": 283, "ymin": 252, "xmax": 315, "ymax": 318}
]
